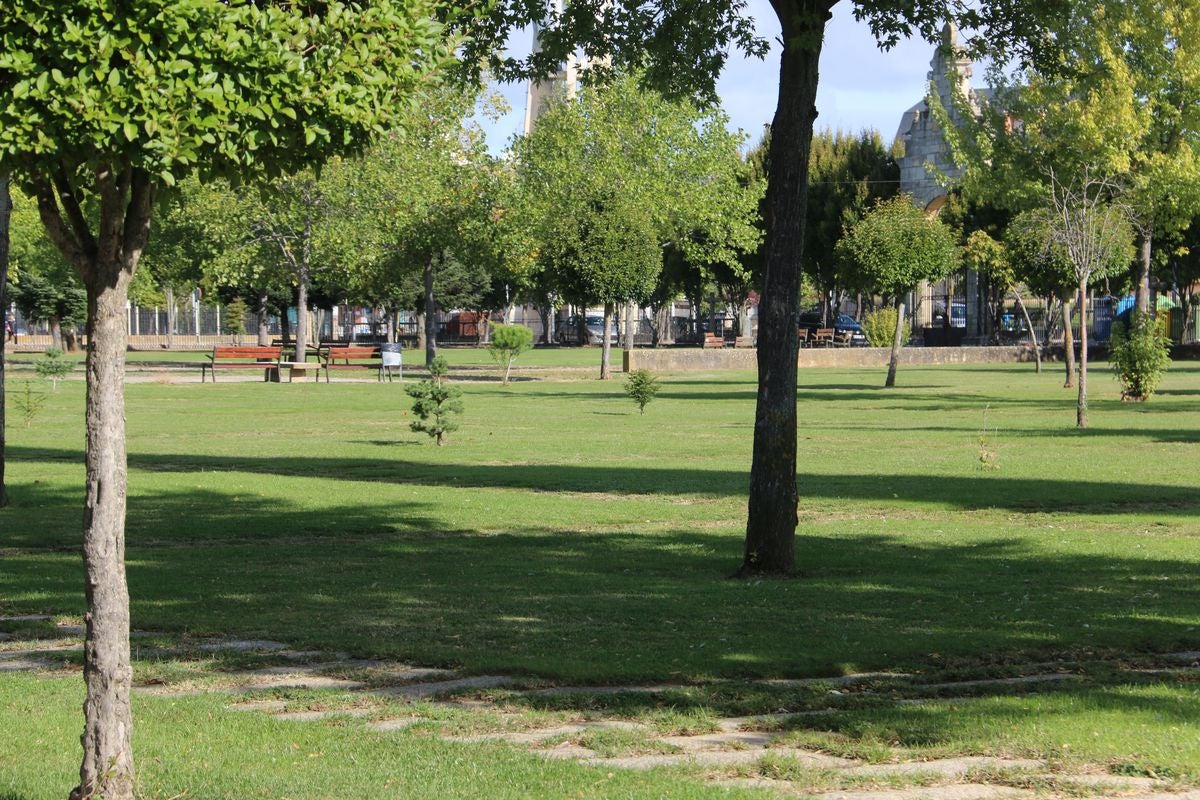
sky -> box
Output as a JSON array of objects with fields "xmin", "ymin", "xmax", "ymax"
[{"xmin": 480, "ymin": 0, "xmax": 946, "ymax": 155}]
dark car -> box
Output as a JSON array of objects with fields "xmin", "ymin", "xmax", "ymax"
[
  {"xmin": 798, "ymin": 311, "xmax": 867, "ymax": 345},
  {"xmin": 557, "ymin": 315, "xmax": 618, "ymax": 345}
]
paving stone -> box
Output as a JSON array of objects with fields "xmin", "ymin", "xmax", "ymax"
[
  {"xmin": 810, "ymin": 784, "xmax": 1035, "ymax": 800},
  {"xmin": 374, "ymin": 675, "xmax": 515, "ymax": 699},
  {"xmin": 524, "ymin": 684, "xmax": 685, "ymax": 697},
  {"xmin": 55, "ymin": 624, "xmax": 85, "ymax": 636},
  {"xmin": 0, "ymin": 633, "xmax": 13, "ymax": 642},
  {"xmin": 226, "ymin": 700, "xmax": 288, "ymax": 713},
  {"xmin": 272, "ymin": 707, "xmax": 375, "ymax": 722},
  {"xmin": 233, "ymin": 674, "xmax": 364, "ymax": 691},
  {"xmin": 661, "ymin": 731, "xmax": 776, "ymax": 751},
  {"xmin": 0, "ymin": 614, "xmax": 51, "ymax": 623},
  {"xmin": 764, "ymin": 672, "xmax": 913, "ymax": 688},
  {"xmin": 918, "ymin": 674, "xmax": 1077, "ymax": 692},
  {"xmin": 584, "ymin": 750, "xmax": 769, "ymax": 769},
  {"xmin": 586, "ymin": 719, "xmax": 649, "ymax": 732},
  {"xmin": 1055, "ymin": 774, "xmax": 1166, "ymax": 790},
  {"xmin": 716, "ymin": 710, "xmax": 836, "ymax": 732},
  {"xmin": 366, "ymin": 718, "xmax": 422, "ymax": 732},
  {"xmin": 0, "ymin": 643, "xmax": 82, "ymax": 658},
  {"xmin": 1166, "ymin": 652, "xmax": 1200, "ymax": 663},
  {"xmin": 197, "ymin": 639, "xmax": 290, "ymax": 653},
  {"xmin": 843, "ymin": 758, "xmax": 1044, "ymax": 778},
  {"xmin": 533, "ymin": 745, "xmax": 599, "ymax": 760},
  {"xmin": 442, "ymin": 725, "xmax": 587, "ymax": 745},
  {"xmin": 0, "ymin": 658, "xmax": 51, "ymax": 672},
  {"xmin": 1118, "ymin": 792, "xmax": 1200, "ymax": 800}
]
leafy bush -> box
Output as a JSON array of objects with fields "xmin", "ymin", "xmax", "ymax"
[
  {"xmin": 487, "ymin": 323, "xmax": 534, "ymax": 385},
  {"xmin": 861, "ymin": 307, "xmax": 909, "ymax": 348},
  {"xmin": 34, "ymin": 347, "xmax": 74, "ymax": 391},
  {"xmin": 1109, "ymin": 312, "xmax": 1170, "ymax": 401},
  {"xmin": 405, "ymin": 355, "xmax": 464, "ymax": 446},
  {"xmin": 623, "ymin": 369, "xmax": 661, "ymax": 414}
]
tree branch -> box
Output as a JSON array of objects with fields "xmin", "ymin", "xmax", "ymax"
[
  {"xmin": 52, "ymin": 164, "xmax": 98, "ymax": 260},
  {"xmin": 32, "ymin": 175, "xmax": 92, "ymax": 277}
]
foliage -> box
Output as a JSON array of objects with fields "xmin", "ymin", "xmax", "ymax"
[
  {"xmin": 836, "ymin": 196, "xmax": 961, "ymax": 296},
  {"xmin": 553, "ymin": 197, "xmax": 662, "ymax": 310},
  {"xmin": 861, "ymin": 307, "xmax": 909, "ymax": 348},
  {"xmin": 1109, "ymin": 312, "xmax": 1171, "ymax": 401},
  {"xmin": 405, "ymin": 355, "xmax": 463, "ymax": 447},
  {"xmin": 221, "ymin": 298, "xmax": 249, "ymax": 339},
  {"xmin": 623, "ymin": 369, "xmax": 661, "ymax": 414},
  {"xmin": 10, "ymin": 380, "xmax": 46, "ymax": 427},
  {"xmin": 34, "ymin": 347, "xmax": 74, "ymax": 391},
  {"xmin": 487, "ymin": 323, "xmax": 534, "ymax": 385}
]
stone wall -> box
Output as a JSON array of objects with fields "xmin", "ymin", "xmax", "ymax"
[{"xmin": 625, "ymin": 345, "xmax": 1031, "ymax": 373}]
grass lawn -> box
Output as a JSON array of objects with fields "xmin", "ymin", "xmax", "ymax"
[{"xmin": 2, "ymin": 357, "xmax": 1199, "ymax": 797}]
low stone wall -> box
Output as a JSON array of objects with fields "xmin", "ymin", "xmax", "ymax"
[{"xmin": 624, "ymin": 345, "xmax": 1031, "ymax": 372}]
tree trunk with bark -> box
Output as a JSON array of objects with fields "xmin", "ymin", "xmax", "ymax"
[
  {"xmin": 743, "ymin": 3, "xmax": 830, "ymax": 576},
  {"xmin": 294, "ymin": 271, "xmax": 310, "ymax": 366},
  {"xmin": 0, "ymin": 174, "xmax": 10, "ymax": 508},
  {"xmin": 256, "ymin": 288, "xmax": 270, "ymax": 347},
  {"xmin": 1077, "ymin": 281, "xmax": 1089, "ymax": 428},
  {"xmin": 32, "ymin": 164, "xmax": 154, "ymax": 800},
  {"xmin": 1062, "ymin": 297, "xmax": 1075, "ymax": 388},
  {"xmin": 1135, "ymin": 228, "xmax": 1152, "ymax": 317},
  {"xmin": 885, "ymin": 301, "xmax": 906, "ymax": 388},
  {"xmin": 600, "ymin": 302, "xmax": 614, "ymax": 380},
  {"xmin": 423, "ymin": 254, "xmax": 437, "ymax": 367},
  {"xmin": 1012, "ymin": 288, "xmax": 1041, "ymax": 373},
  {"xmin": 624, "ymin": 300, "xmax": 636, "ymax": 351},
  {"xmin": 164, "ymin": 285, "xmax": 176, "ymax": 350}
]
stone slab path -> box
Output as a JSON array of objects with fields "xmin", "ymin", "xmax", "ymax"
[{"xmin": 2, "ymin": 619, "xmax": 1196, "ymax": 800}]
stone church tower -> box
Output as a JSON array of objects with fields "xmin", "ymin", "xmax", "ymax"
[
  {"xmin": 522, "ymin": 0, "xmax": 589, "ymax": 135},
  {"xmin": 893, "ymin": 23, "xmax": 982, "ymax": 213}
]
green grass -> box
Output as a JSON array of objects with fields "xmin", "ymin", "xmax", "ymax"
[{"xmin": 3, "ymin": 358, "xmax": 1200, "ymax": 795}]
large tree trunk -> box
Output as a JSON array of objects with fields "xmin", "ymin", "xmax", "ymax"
[
  {"xmin": 1062, "ymin": 297, "xmax": 1075, "ymax": 388},
  {"xmin": 256, "ymin": 288, "xmax": 270, "ymax": 347},
  {"xmin": 1134, "ymin": 228, "xmax": 1152, "ymax": 317},
  {"xmin": 743, "ymin": 3, "xmax": 829, "ymax": 576},
  {"xmin": 423, "ymin": 254, "xmax": 437, "ymax": 367},
  {"xmin": 1077, "ymin": 280, "xmax": 1089, "ymax": 428},
  {"xmin": 49, "ymin": 316, "xmax": 64, "ymax": 350},
  {"xmin": 600, "ymin": 302, "xmax": 614, "ymax": 380},
  {"xmin": 294, "ymin": 273, "xmax": 310, "ymax": 366},
  {"xmin": 163, "ymin": 285, "xmax": 176, "ymax": 350},
  {"xmin": 624, "ymin": 300, "xmax": 636, "ymax": 352},
  {"xmin": 885, "ymin": 301, "xmax": 906, "ymax": 388},
  {"xmin": 0, "ymin": 174, "xmax": 10, "ymax": 508},
  {"xmin": 73, "ymin": 265, "xmax": 136, "ymax": 800}
]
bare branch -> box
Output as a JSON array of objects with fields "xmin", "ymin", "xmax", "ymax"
[
  {"xmin": 52, "ymin": 164, "xmax": 98, "ymax": 260},
  {"xmin": 32, "ymin": 175, "xmax": 91, "ymax": 276}
]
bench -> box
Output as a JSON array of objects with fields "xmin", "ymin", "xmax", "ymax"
[
  {"xmin": 734, "ymin": 336, "xmax": 755, "ymax": 348},
  {"xmin": 319, "ymin": 345, "xmax": 395, "ymax": 382},
  {"xmin": 703, "ymin": 334, "xmax": 726, "ymax": 349},
  {"xmin": 200, "ymin": 346, "xmax": 283, "ymax": 383},
  {"xmin": 812, "ymin": 328, "xmax": 835, "ymax": 347}
]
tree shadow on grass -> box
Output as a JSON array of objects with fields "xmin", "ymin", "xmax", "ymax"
[
  {"xmin": 9, "ymin": 445, "xmax": 1199, "ymax": 517},
  {"xmin": 4, "ymin": 483, "xmax": 1199, "ymax": 685}
]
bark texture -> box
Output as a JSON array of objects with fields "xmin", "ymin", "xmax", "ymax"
[
  {"xmin": 424, "ymin": 254, "xmax": 438, "ymax": 367},
  {"xmin": 600, "ymin": 302, "xmax": 613, "ymax": 380},
  {"xmin": 1076, "ymin": 281, "xmax": 1089, "ymax": 428},
  {"xmin": 1134, "ymin": 228, "xmax": 1152, "ymax": 317},
  {"xmin": 885, "ymin": 301, "xmax": 906, "ymax": 388},
  {"xmin": 743, "ymin": 3, "xmax": 830, "ymax": 576},
  {"xmin": 0, "ymin": 174, "xmax": 10, "ymax": 508},
  {"xmin": 33, "ymin": 163, "xmax": 152, "ymax": 800},
  {"xmin": 1062, "ymin": 298, "xmax": 1075, "ymax": 388},
  {"xmin": 1012, "ymin": 289, "xmax": 1040, "ymax": 373}
]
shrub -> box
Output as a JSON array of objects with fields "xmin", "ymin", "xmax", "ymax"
[
  {"xmin": 34, "ymin": 347, "xmax": 74, "ymax": 391},
  {"xmin": 1109, "ymin": 312, "xmax": 1171, "ymax": 401},
  {"xmin": 405, "ymin": 355, "xmax": 464, "ymax": 446},
  {"xmin": 861, "ymin": 307, "xmax": 909, "ymax": 348},
  {"xmin": 487, "ymin": 323, "xmax": 534, "ymax": 385},
  {"xmin": 222, "ymin": 298, "xmax": 249, "ymax": 341},
  {"xmin": 624, "ymin": 369, "xmax": 661, "ymax": 414}
]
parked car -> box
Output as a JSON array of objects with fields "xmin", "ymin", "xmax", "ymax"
[
  {"xmin": 798, "ymin": 310, "xmax": 867, "ymax": 345},
  {"xmin": 557, "ymin": 315, "xmax": 618, "ymax": 345}
]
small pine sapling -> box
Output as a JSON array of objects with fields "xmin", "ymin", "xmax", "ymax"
[
  {"xmin": 488, "ymin": 323, "xmax": 534, "ymax": 385},
  {"xmin": 405, "ymin": 355, "xmax": 464, "ymax": 446},
  {"xmin": 976, "ymin": 405, "xmax": 999, "ymax": 471},
  {"xmin": 34, "ymin": 347, "xmax": 74, "ymax": 392},
  {"xmin": 624, "ymin": 369, "xmax": 661, "ymax": 414},
  {"xmin": 222, "ymin": 298, "xmax": 250, "ymax": 343},
  {"xmin": 13, "ymin": 381, "xmax": 48, "ymax": 427}
]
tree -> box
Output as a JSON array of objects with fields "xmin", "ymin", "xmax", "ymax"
[
  {"xmin": 0, "ymin": 2, "xmax": 451, "ymax": 796},
  {"xmin": 1032, "ymin": 172, "xmax": 1135, "ymax": 427},
  {"xmin": 513, "ymin": 75, "xmax": 758, "ymax": 378},
  {"xmin": 0, "ymin": 174, "xmax": 10, "ymax": 509},
  {"xmin": 7, "ymin": 188, "xmax": 86, "ymax": 350},
  {"xmin": 488, "ymin": 322, "xmax": 533, "ymax": 384},
  {"xmin": 836, "ymin": 196, "xmax": 960, "ymax": 386},
  {"xmin": 406, "ymin": 354, "xmax": 463, "ymax": 446},
  {"xmin": 962, "ymin": 229, "xmax": 1043, "ymax": 372},
  {"xmin": 453, "ymin": 0, "xmax": 1066, "ymax": 574}
]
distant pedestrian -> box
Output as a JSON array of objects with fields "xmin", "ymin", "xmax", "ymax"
[{"xmin": 4, "ymin": 313, "xmax": 14, "ymax": 344}]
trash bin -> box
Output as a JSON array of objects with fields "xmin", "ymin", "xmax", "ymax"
[{"xmin": 380, "ymin": 342, "xmax": 402, "ymax": 381}]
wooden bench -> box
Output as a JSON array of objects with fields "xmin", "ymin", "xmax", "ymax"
[
  {"xmin": 734, "ymin": 336, "xmax": 755, "ymax": 348},
  {"xmin": 703, "ymin": 334, "xmax": 726, "ymax": 349},
  {"xmin": 812, "ymin": 328, "xmax": 835, "ymax": 347},
  {"xmin": 200, "ymin": 346, "xmax": 283, "ymax": 383},
  {"xmin": 319, "ymin": 345, "xmax": 389, "ymax": 382}
]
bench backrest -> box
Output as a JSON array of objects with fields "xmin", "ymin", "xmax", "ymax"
[
  {"xmin": 212, "ymin": 346, "xmax": 282, "ymax": 359},
  {"xmin": 323, "ymin": 346, "xmax": 380, "ymax": 360}
]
